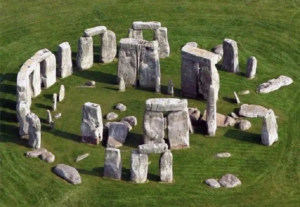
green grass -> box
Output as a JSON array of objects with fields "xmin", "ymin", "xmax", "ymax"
[{"xmin": 1, "ymin": 0, "xmax": 300, "ymax": 206}]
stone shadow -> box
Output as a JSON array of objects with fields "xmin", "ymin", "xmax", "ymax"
[
  {"xmin": 223, "ymin": 96, "xmax": 236, "ymax": 104},
  {"xmin": 0, "ymin": 123, "xmax": 28, "ymax": 147},
  {"xmin": 0, "ymin": 110, "xmax": 17, "ymax": 123},
  {"xmin": 0, "ymin": 83, "xmax": 16, "ymax": 95},
  {"xmin": 160, "ymin": 85, "xmax": 182, "ymax": 97},
  {"xmin": 224, "ymin": 129, "xmax": 261, "ymax": 144},
  {"xmin": 0, "ymin": 98, "xmax": 16, "ymax": 110},
  {"xmin": 43, "ymin": 94, "xmax": 53, "ymax": 101},
  {"xmin": 45, "ymin": 128, "xmax": 82, "ymax": 143},
  {"xmin": 35, "ymin": 103, "xmax": 50, "ymax": 110},
  {"xmin": 123, "ymin": 132, "xmax": 144, "ymax": 148}
]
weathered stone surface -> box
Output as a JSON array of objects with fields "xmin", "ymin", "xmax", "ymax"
[
  {"xmin": 202, "ymin": 110, "xmax": 236, "ymax": 127},
  {"xmin": 222, "ymin": 38, "xmax": 239, "ymax": 73},
  {"xmin": 46, "ymin": 110, "xmax": 52, "ymax": 124},
  {"xmin": 185, "ymin": 42, "xmax": 198, "ymax": 47},
  {"xmin": 160, "ymin": 150, "xmax": 173, "ymax": 183},
  {"xmin": 261, "ymin": 109, "xmax": 278, "ymax": 146},
  {"xmin": 16, "ymin": 101, "xmax": 30, "ymax": 138},
  {"xmin": 155, "ymin": 76, "xmax": 161, "ymax": 93},
  {"xmin": 52, "ymin": 93, "xmax": 57, "ymax": 111},
  {"xmin": 115, "ymin": 103, "xmax": 127, "ymax": 112},
  {"xmin": 206, "ymin": 85, "xmax": 217, "ymax": 136},
  {"xmin": 107, "ymin": 122, "xmax": 128, "ymax": 148},
  {"xmin": 168, "ymin": 110, "xmax": 190, "ymax": 149},
  {"xmin": 120, "ymin": 121, "xmax": 133, "ymax": 131},
  {"xmin": 199, "ymin": 65, "xmax": 220, "ymax": 101},
  {"xmin": 246, "ymin": 56, "xmax": 257, "ymax": 79},
  {"xmin": 53, "ymin": 164, "xmax": 81, "ymax": 185},
  {"xmin": 154, "ymin": 27, "xmax": 170, "ymax": 58},
  {"xmin": 215, "ymin": 152, "xmax": 231, "ymax": 158},
  {"xmin": 30, "ymin": 61, "xmax": 42, "ymax": 98},
  {"xmin": 205, "ymin": 178, "xmax": 221, "ymax": 188},
  {"xmin": 58, "ymin": 85, "xmax": 65, "ymax": 102},
  {"xmin": 54, "ymin": 113, "xmax": 62, "ymax": 119},
  {"xmin": 26, "ymin": 148, "xmax": 47, "ymax": 158},
  {"xmin": 31, "ymin": 48, "xmax": 52, "ymax": 63},
  {"xmin": 138, "ymin": 143, "xmax": 168, "ymax": 154},
  {"xmin": 239, "ymin": 120, "xmax": 251, "ymax": 131},
  {"xmin": 85, "ymin": 81, "xmax": 96, "ymax": 86},
  {"xmin": 239, "ymin": 104, "xmax": 269, "ymax": 118},
  {"xmin": 57, "ymin": 42, "xmax": 73, "ymax": 78},
  {"xmin": 132, "ymin": 21, "xmax": 161, "ymax": 30},
  {"xmin": 81, "ymin": 102, "xmax": 103, "ymax": 145},
  {"xmin": 168, "ymin": 79, "xmax": 174, "ymax": 96},
  {"xmin": 128, "ymin": 28, "xmax": 143, "ymax": 39},
  {"xmin": 106, "ymin": 112, "xmax": 118, "ymax": 121},
  {"xmin": 50, "ymin": 121, "xmax": 55, "ymax": 130},
  {"xmin": 41, "ymin": 53, "xmax": 56, "ymax": 88},
  {"xmin": 224, "ymin": 116, "xmax": 236, "ymax": 127},
  {"xmin": 119, "ymin": 76, "xmax": 125, "ymax": 92},
  {"xmin": 239, "ymin": 90, "xmax": 250, "ymax": 95},
  {"xmin": 76, "ymin": 153, "xmax": 90, "ymax": 162},
  {"xmin": 130, "ymin": 150, "xmax": 148, "ymax": 183},
  {"xmin": 145, "ymin": 98, "xmax": 188, "ymax": 112},
  {"xmin": 100, "ymin": 30, "xmax": 117, "ymax": 63},
  {"xmin": 17, "ymin": 68, "xmax": 32, "ymax": 108},
  {"xmin": 40, "ymin": 151, "xmax": 55, "ymax": 163},
  {"xmin": 26, "ymin": 113, "xmax": 41, "ymax": 149},
  {"xmin": 181, "ymin": 45, "xmax": 219, "ymax": 65},
  {"xmin": 212, "ymin": 44, "xmax": 223, "ymax": 57},
  {"xmin": 188, "ymin": 107, "xmax": 201, "ymax": 125},
  {"xmin": 234, "ymin": 91, "xmax": 240, "ymax": 104},
  {"xmin": 143, "ymin": 111, "xmax": 165, "ymax": 144},
  {"xmin": 103, "ymin": 148, "xmax": 122, "ymax": 180},
  {"xmin": 84, "ymin": 26, "xmax": 107, "ymax": 37},
  {"xmin": 219, "ymin": 174, "xmax": 241, "ymax": 188},
  {"xmin": 77, "ymin": 37, "xmax": 93, "ymax": 70},
  {"xmin": 121, "ymin": 116, "xmax": 137, "ymax": 127},
  {"xmin": 257, "ymin": 75, "xmax": 293, "ymax": 93},
  {"xmin": 231, "ymin": 112, "xmax": 239, "ymax": 119}
]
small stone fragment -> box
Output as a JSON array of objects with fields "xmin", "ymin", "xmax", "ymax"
[
  {"xmin": 58, "ymin": 85, "xmax": 65, "ymax": 102},
  {"xmin": 53, "ymin": 164, "xmax": 81, "ymax": 185},
  {"xmin": 52, "ymin": 93, "xmax": 57, "ymax": 111},
  {"xmin": 103, "ymin": 148, "xmax": 122, "ymax": 180},
  {"xmin": 167, "ymin": 79, "xmax": 174, "ymax": 96},
  {"xmin": 76, "ymin": 153, "xmax": 90, "ymax": 162},
  {"xmin": 160, "ymin": 150, "xmax": 173, "ymax": 183},
  {"xmin": 106, "ymin": 112, "xmax": 118, "ymax": 121},
  {"xmin": 115, "ymin": 103, "xmax": 127, "ymax": 112},
  {"xmin": 239, "ymin": 90, "xmax": 250, "ymax": 95},
  {"xmin": 219, "ymin": 174, "xmax": 241, "ymax": 188},
  {"xmin": 215, "ymin": 152, "xmax": 231, "ymax": 158},
  {"xmin": 234, "ymin": 91, "xmax": 240, "ymax": 104},
  {"xmin": 54, "ymin": 113, "xmax": 62, "ymax": 119},
  {"xmin": 85, "ymin": 81, "xmax": 96, "ymax": 86},
  {"xmin": 138, "ymin": 143, "xmax": 168, "ymax": 154},
  {"xmin": 25, "ymin": 148, "xmax": 47, "ymax": 158},
  {"xmin": 40, "ymin": 151, "xmax": 55, "ymax": 163},
  {"xmin": 205, "ymin": 178, "xmax": 221, "ymax": 188},
  {"xmin": 119, "ymin": 76, "xmax": 125, "ymax": 92},
  {"xmin": 46, "ymin": 110, "xmax": 52, "ymax": 124},
  {"xmin": 256, "ymin": 75, "xmax": 293, "ymax": 93},
  {"xmin": 261, "ymin": 109, "xmax": 278, "ymax": 146},
  {"xmin": 222, "ymin": 38, "xmax": 239, "ymax": 73},
  {"xmin": 239, "ymin": 120, "xmax": 251, "ymax": 131},
  {"xmin": 246, "ymin": 56, "xmax": 257, "ymax": 79},
  {"xmin": 121, "ymin": 116, "xmax": 137, "ymax": 127},
  {"xmin": 130, "ymin": 150, "xmax": 148, "ymax": 183}
]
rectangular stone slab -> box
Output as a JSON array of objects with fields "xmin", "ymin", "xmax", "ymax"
[
  {"xmin": 181, "ymin": 58, "xmax": 199, "ymax": 98},
  {"xmin": 261, "ymin": 109, "xmax": 278, "ymax": 146},
  {"xmin": 160, "ymin": 150, "xmax": 173, "ymax": 183},
  {"xmin": 145, "ymin": 98, "xmax": 188, "ymax": 112},
  {"xmin": 132, "ymin": 21, "xmax": 161, "ymax": 30},
  {"xmin": 41, "ymin": 53, "xmax": 56, "ymax": 89},
  {"xmin": 154, "ymin": 27, "xmax": 170, "ymax": 58},
  {"xmin": 57, "ymin": 42, "xmax": 73, "ymax": 78},
  {"xmin": 138, "ymin": 143, "xmax": 168, "ymax": 154},
  {"xmin": 143, "ymin": 110, "xmax": 165, "ymax": 144},
  {"xmin": 181, "ymin": 45, "xmax": 219, "ymax": 64},
  {"xmin": 107, "ymin": 122, "xmax": 128, "ymax": 148},
  {"xmin": 130, "ymin": 150, "xmax": 148, "ymax": 183},
  {"xmin": 103, "ymin": 148, "xmax": 122, "ymax": 180},
  {"xmin": 84, "ymin": 26, "xmax": 107, "ymax": 37}
]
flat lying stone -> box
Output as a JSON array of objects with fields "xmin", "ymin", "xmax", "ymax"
[
  {"xmin": 138, "ymin": 143, "xmax": 168, "ymax": 154},
  {"xmin": 53, "ymin": 164, "xmax": 81, "ymax": 185},
  {"xmin": 132, "ymin": 21, "xmax": 161, "ymax": 30},
  {"xmin": 205, "ymin": 178, "xmax": 221, "ymax": 188},
  {"xmin": 115, "ymin": 103, "xmax": 127, "ymax": 112},
  {"xmin": 85, "ymin": 81, "xmax": 96, "ymax": 86},
  {"xmin": 121, "ymin": 116, "xmax": 137, "ymax": 127},
  {"xmin": 257, "ymin": 75, "xmax": 293, "ymax": 93},
  {"xmin": 219, "ymin": 174, "xmax": 241, "ymax": 188},
  {"xmin": 234, "ymin": 91, "xmax": 240, "ymax": 104},
  {"xmin": 239, "ymin": 90, "xmax": 250, "ymax": 95},
  {"xmin": 84, "ymin": 26, "xmax": 107, "ymax": 37},
  {"xmin": 239, "ymin": 120, "xmax": 251, "ymax": 131},
  {"xmin": 231, "ymin": 112, "xmax": 239, "ymax": 119},
  {"xmin": 185, "ymin": 42, "xmax": 198, "ymax": 47},
  {"xmin": 106, "ymin": 112, "xmax": 118, "ymax": 121},
  {"xmin": 146, "ymin": 98, "xmax": 188, "ymax": 112},
  {"xmin": 215, "ymin": 152, "xmax": 231, "ymax": 158},
  {"xmin": 202, "ymin": 110, "xmax": 236, "ymax": 127},
  {"xmin": 40, "ymin": 151, "xmax": 55, "ymax": 163},
  {"xmin": 76, "ymin": 153, "xmax": 90, "ymax": 162},
  {"xmin": 25, "ymin": 148, "xmax": 47, "ymax": 158},
  {"xmin": 239, "ymin": 104, "xmax": 269, "ymax": 118}
]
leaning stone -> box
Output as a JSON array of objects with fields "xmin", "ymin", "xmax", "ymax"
[
  {"xmin": 52, "ymin": 93, "xmax": 57, "ymax": 111},
  {"xmin": 107, "ymin": 122, "xmax": 128, "ymax": 148},
  {"xmin": 239, "ymin": 120, "xmax": 251, "ymax": 131},
  {"xmin": 239, "ymin": 104, "xmax": 269, "ymax": 118},
  {"xmin": 219, "ymin": 174, "xmax": 241, "ymax": 188},
  {"xmin": 84, "ymin": 26, "xmax": 107, "ymax": 37},
  {"xmin": 132, "ymin": 21, "xmax": 161, "ymax": 30},
  {"xmin": 46, "ymin": 110, "xmax": 52, "ymax": 124},
  {"xmin": 154, "ymin": 27, "xmax": 170, "ymax": 58},
  {"xmin": 239, "ymin": 90, "xmax": 250, "ymax": 95},
  {"xmin": 207, "ymin": 85, "xmax": 217, "ymax": 136},
  {"xmin": 130, "ymin": 150, "xmax": 148, "ymax": 183},
  {"xmin": 103, "ymin": 148, "xmax": 122, "ymax": 180},
  {"xmin": 143, "ymin": 111, "xmax": 165, "ymax": 144},
  {"xmin": 54, "ymin": 113, "xmax": 62, "ymax": 119},
  {"xmin": 160, "ymin": 150, "xmax": 173, "ymax": 183},
  {"xmin": 26, "ymin": 113, "xmax": 41, "ymax": 149},
  {"xmin": 261, "ymin": 109, "xmax": 278, "ymax": 146},
  {"xmin": 215, "ymin": 152, "xmax": 231, "ymax": 158},
  {"xmin": 41, "ymin": 53, "xmax": 56, "ymax": 88},
  {"xmin": 256, "ymin": 75, "xmax": 293, "ymax": 93},
  {"xmin": 246, "ymin": 56, "xmax": 257, "ymax": 79},
  {"xmin": 145, "ymin": 98, "xmax": 188, "ymax": 112},
  {"xmin": 76, "ymin": 37, "xmax": 93, "ymax": 70},
  {"xmin": 25, "ymin": 148, "xmax": 47, "ymax": 158},
  {"xmin": 85, "ymin": 81, "xmax": 96, "ymax": 86},
  {"xmin": 53, "ymin": 164, "xmax": 81, "ymax": 185},
  {"xmin": 121, "ymin": 116, "xmax": 137, "ymax": 127},
  {"xmin": 57, "ymin": 42, "xmax": 73, "ymax": 78},
  {"xmin": 58, "ymin": 85, "xmax": 65, "ymax": 102},
  {"xmin": 138, "ymin": 143, "xmax": 168, "ymax": 154},
  {"xmin": 40, "ymin": 151, "xmax": 55, "ymax": 163},
  {"xmin": 30, "ymin": 60, "xmax": 42, "ymax": 98},
  {"xmin": 185, "ymin": 42, "xmax": 198, "ymax": 47},
  {"xmin": 100, "ymin": 30, "xmax": 117, "ymax": 63},
  {"xmin": 16, "ymin": 101, "xmax": 30, "ymax": 138},
  {"xmin": 119, "ymin": 76, "xmax": 125, "ymax": 92},
  {"xmin": 128, "ymin": 28, "xmax": 143, "ymax": 39},
  {"xmin": 76, "ymin": 153, "xmax": 90, "ymax": 162},
  {"xmin": 115, "ymin": 103, "xmax": 127, "ymax": 112},
  {"xmin": 106, "ymin": 112, "xmax": 118, "ymax": 121},
  {"xmin": 205, "ymin": 178, "xmax": 221, "ymax": 188},
  {"xmin": 188, "ymin": 108, "xmax": 201, "ymax": 126},
  {"xmin": 222, "ymin": 38, "xmax": 239, "ymax": 73},
  {"xmin": 234, "ymin": 91, "xmax": 240, "ymax": 104},
  {"xmin": 167, "ymin": 79, "xmax": 174, "ymax": 96}
]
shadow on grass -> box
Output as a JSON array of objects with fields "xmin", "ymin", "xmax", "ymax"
[
  {"xmin": 35, "ymin": 103, "xmax": 50, "ymax": 110},
  {"xmin": 223, "ymin": 96, "xmax": 236, "ymax": 104},
  {"xmin": 43, "ymin": 94, "xmax": 53, "ymax": 101},
  {"xmin": 0, "ymin": 83, "xmax": 16, "ymax": 95},
  {"xmin": 0, "ymin": 123, "xmax": 28, "ymax": 147},
  {"xmin": 0, "ymin": 110, "xmax": 17, "ymax": 122},
  {"xmin": 124, "ymin": 133, "xmax": 144, "ymax": 148},
  {"xmin": 45, "ymin": 128, "xmax": 81, "ymax": 143},
  {"xmin": 0, "ymin": 98, "xmax": 16, "ymax": 110},
  {"xmin": 224, "ymin": 129, "xmax": 261, "ymax": 144},
  {"xmin": 73, "ymin": 69, "xmax": 116, "ymax": 85}
]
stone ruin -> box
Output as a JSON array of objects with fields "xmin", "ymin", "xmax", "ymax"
[
  {"xmin": 143, "ymin": 98, "xmax": 191, "ymax": 149},
  {"xmin": 117, "ymin": 38, "xmax": 160, "ymax": 91},
  {"xmin": 26, "ymin": 113, "xmax": 41, "ymax": 149},
  {"xmin": 222, "ymin": 38, "xmax": 239, "ymax": 73},
  {"xmin": 16, "ymin": 101, "xmax": 30, "ymax": 138},
  {"xmin": 128, "ymin": 21, "xmax": 170, "ymax": 58},
  {"xmin": 57, "ymin": 42, "xmax": 73, "ymax": 78}
]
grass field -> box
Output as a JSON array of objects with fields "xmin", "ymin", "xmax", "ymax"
[{"xmin": 0, "ymin": 0, "xmax": 300, "ymax": 206}]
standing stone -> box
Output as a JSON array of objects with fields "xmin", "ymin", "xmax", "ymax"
[
  {"xmin": 234, "ymin": 91, "xmax": 240, "ymax": 104},
  {"xmin": 57, "ymin": 42, "xmax": 73, "ymax": 78},
  {"xmin": 26, "ymin": 113, "xmax": 41, "ymax": 149},
  {"xmin": 76, "ymin": 37, "xmax": 93, "ymax": 70},
  {"xmin": 160, "ymin": 150, "xmax": 173, "ymax": 183},
  {"xmin": 17, "ymin": 66, "xmax": 33, "ymax": 108},
  {"xmin": 81, "ymin": 102, "xmax": 103, "ymax": 145},
  {"xmin": 168, "ymin": 79, "xmax": 174, "ymax": 96},
  {"xmin": 143, "ymin": 111, "xmax": 165, "ymax": 144},
  {"xmin": 58, "ymin": 85, "xmax": 65, "ymax": 102},
  {"xmin": 246, "ymin": 56, "xmax": 257, "ymax": 79},
  {"xmin": 130, "ymin": 150, "xmax": 148, "ymax": 183},
  {"xmin": 222, "ymin": 38, "xmax": 239, "ymax": 73},
  {"xmin": 41, "ymin": 53, "xmax": 56, "ymax": 88},
  {"xmin": 100, "ymin": 30, "xmax": 117, "ymax": 63},
  {"xmin": 103, "ymin": 148, "xmax": 122, "ymax": 180},
  {"xmin": 239, "ymin": 104, "xmax": 269, "ymax": 118},
  {"xmin": 206, "ymin": 85, "xmax": 217, "ymax": 136},
  {"xmin": 167, "ymin": 110, "xmax": 190, "ymax": 149},
  {"xmin": 107, "ymin": 122, "xmax": 128, "ymax": 148},
  {"xmin": 128, "ymin": 28, "xmax": 143, "ymax": 39},
  {"xmin": 46, "ymin": 110, "xmax": 52, "ymax": 124},
  {"xmin": 261, "ymin": 109, "xmax": 278, "ymax": 146},
  {"xmin": 119, "ymin": 76, "xmax": 125, "ymax": 92},
  {"xmin": 155, "ymin": 76, "xmax": 161, "ymax": 93},
  {"xmin": 16, "ymin": 101, "xmax": 30, "ymax": 138},
  {"xmin": 30, "ymin": 62, "xmax": 42, "ymax": 98},
  {"xmin": 52, "ymin": 93, "xmax": 57, "ymax": 111},
  {"xmin": 154, "ymin": 27, "xmax": 170, "ymax": 58}
]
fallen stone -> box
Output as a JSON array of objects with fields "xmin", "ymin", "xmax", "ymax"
[
  {"xmin": 85, "ymin": 81, "xmax": 96, "ymax": 86},
  {"xmin": 160, "ymin": 150, "xmax": 173, "ymax": 183},
  {"xmin": 222, "ymin": 38, "xmax": 239, "ymax": 73},
  {"xmin": 205, "ymin": 178, "xmax": 221, "ymax": 188},
  {"xmin": 40, "ymin": 151, "xmax": 55, "ymax": 163},
  {"xmin": 261, "ymin": 109, "xmax": 278, "ymax": 146},
  {"xmin": 167, "ymin": 79, "xmax": 174, "ymax": 96},
  {"xmin": 145, "ymin": 98, "xmax": 188, "ymax": 112},
  {"xmin": 26, "ymin": 148, "xmax": 47, "ymax": 158},
  {"xmin": 239, "ymin": 120, "xmax": 251, "ymax": 131},
  {"xmin": 16, "ymin": 101, "xmax": 30, "ymax": 138},
  {"xmin": 54, "ymin": 113, "xmax": 62, "ymax": 119},
  {"xmin": 106, "ymin": 112, "xmax": 118, "ymax": 121},
  {"xmin": 50, "ymin": 121, "xmax": 55, "ymax": 130},
  {"xmin": 121, "ymin": 116, "xmax": 137, "ymax": 127},
  {"xmin": 154, "ymin": 27, "xmax": 170, "ymax": 58},
  {"xmin": 128, "ymin": 28, "xmax": 143, "ymax": 39},
  {"xmin": 26, "ymin": 113, "xmax": 41, "ymax": 149},
  {"xmin": 58, "ymin": 85, "xmax": 65, "ymax": 102},
  {"xmin": 84, "ymin": 26, "xmax": 107, "ymax": 37},
  {"xmin": 188, "ymin": 107, "xmax": 201, "ymax": 125},
  {"xmin": 107, "ymin": 122, "xmax": 128, "ymax": 148},
  {"xmin": 234, "ymin": 91, "xmax": 240, "ymax": 104},
  {"xmin": 202, "ymin": 110, "xmax": 236, "ymax": 127},
  {"xmin": 132, "ymin": 21, "xmax": 161, "ymax": 30},
  {"xmin": 100, "ymin": 30, "xmax": 117, "ymax": 63},
  {"xmin": 119, "ymin": 76, "xmax": 125, "ymax": 92},
  {"xmin": 115, "ymin": 103, "xmax": 127, "ymax": 112},
  {"xmin": 207, "ymin": 85, "xmax": 217, "ymax": 136},
  {"xmin": 57, "ymin": 42, "xmax": 73, "ymax": 78},
  {"xmin": 76, "ymin": 153, "xmax": 90, "ymax": 162},
  {"xmin": 76, "ymin": 37, "xmax": 93, "ymax": 70},
  {"xmin": 224, "ymin": 116, "xmax": 237, "ymax": 127},
  {"xmin": 246, "ymin": 56, "xmax": 257, "ymax": 79},
  {"xmin": 219, "ymin": 174, "xmax": 241, "ymax": 188},
  {"xmin": 215, "ymin": 152, "xmax": 231, "ymax": 158},
  {"xmin": 256, "ymin": 75, "xmax": 293, "ymax": 93},
  {"xmin": 138, "ymin": 143, "xmax": 168, "ymax": 154},
  {"xmin": 52, "ymin": 93, "xmax": 57, "ymax": 111},
  {"xmin": 185, "ymin": 42, "xmax": 198, "ymax": 47},
  {"xmin": 53, "ymin": 164, "xmax": 81, "ymax": 185},
  {"xmin": 239, "ymin": 104, "xmax": 269, "ymax": 118},
  {"xmin": 130, "ymin": 150, "xmax": 148, "ymax": 183},
  {"xmin": 103, "ymin": 148, "xmax": 122, "ymax": 180},
  {"xmin": 143, "ymin": 111, "xmax": 165, "ymax": 144},
  {"xmin": 239, "ymin": 90, "xmax": 250, "ymax": 95},
  {"xmin": 46, "ymin": 110, "xmax": 52, "ymax": 124}
]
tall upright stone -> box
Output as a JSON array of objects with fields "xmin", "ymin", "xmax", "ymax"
[
  {"xmin": 160, "ymin": 150, "xmax": 173, "ymax": 183},
  {"xmin": 119, "ymin": 76, "xmax": 125, "ymax": 92},
  {"xmin": 130, "ymin": 150, "xmax": 148, "ymax": 183},
  {"xmin": 57, "ymin": 42, "xmax": 73, "ymax": 78},
  {"xmin": 154, "ymin": 27, "xmax": 170, "ymax": 58},
  {"xmin": 41, "ymin": 53, "xmax": 56, "ymax": 88},
  {"xmin": 58, "ymin": 85, "xmax": 65, "ymax": 102},
  {"xmin": 143, "ymin": 111, "xmax": 165, "ymax": 144},
  {"xmin": 77, "ymin": 37, "xmax": 93, "ymax": 70},
  {"xmin": 206, "ymin": 85, "xmax": 217, "ymax": 136},
  {"xmin": 100, "ymin": 30, "xmax": 117, "ymax": 63},
  {"xmin": 222, "ymin": 38, "xmax": 239, "ymax": 73},
  {"xmin": 16, "ymin": 101, "xmax": 30, "ymax": 138},
  {"xmin": 261, "ymin": 109, "xmax": 278, "ymax": 146},
  {"xmin": 81, "ymin": 102, "xmax": 103, "ymax": 145},
  {"xmin": 132, "ymin": 21, "xmax": 161, "ymax": 30},
  {"xmin": 155, "ymin": 76, "xmax": 161, "ymax": 93},
  {"xmin": 128, "ymin": 28, "xmax": 143, "ymax": 39},
  {"xmin": 168, "ymin": 79, "xmax": 174, "ymax": 96},
  {"xmin": 246, "ymin": 56, "xmax": 257, "ymax": 79},
  {"xmin": 46, "ymin": 110, "xmax": 52, "ymax": 124},
  {"xmin": 107, "ymin": 122, "xmax": 128, "ymax": 148},
  {"xmin": 52, "ymin": 93, "xmax": 57, "ymax": 111},
  {"xmin": 30, "ymin": 62, "xmax": 42, "ymax": 98},
  {"xmin": 26, "ymin": 113, "xmax": 41, "ymax": 149},
  {"xmin": 103, "ymin": 148, "xmax": 122, "ymax": 180}
]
